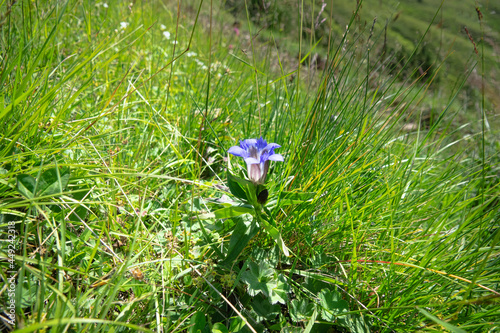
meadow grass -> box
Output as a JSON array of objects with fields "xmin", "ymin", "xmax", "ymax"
[{"xmin": 0, "ymin": 0, "xmax": 499, "ymax": 332}]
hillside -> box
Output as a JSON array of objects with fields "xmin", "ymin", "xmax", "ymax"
[
  {"xmin": 0, "ymin": 0, "xmax": 499, "ymax": 332},
  {"xmin": 223, "ymin": 0, "xmax": 500, "ymax": 132}
]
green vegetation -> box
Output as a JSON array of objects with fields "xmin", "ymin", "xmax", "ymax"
[
  {"xmin": 227, "ymin": 0, "xmax": 500, "ymax": 134},
  {"xmin": 0, "ymin": 0, "xmax": 498, "ymax": 332}
]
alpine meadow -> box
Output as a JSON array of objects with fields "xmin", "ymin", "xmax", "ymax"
[{"xmin": 0, "ymin": 0, "xmax": 499, "ymax": 332}]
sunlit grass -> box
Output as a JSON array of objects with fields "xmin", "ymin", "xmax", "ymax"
[{"xmin": 0, "ymin": 0, "xmax": 498, "ymax": 332}]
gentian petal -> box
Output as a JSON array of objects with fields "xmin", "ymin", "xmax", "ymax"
[
  {"xmin": 264, "ymin": 143, "xmax": 281, "ymax": 150},
  {"xmin": 259, "ymin": 149, "xmax": 269, "ymax": 162},
  {"xmin": 242, "ymin": 139, "xmax": 257, "ymax": 147},
  {"xmin": 267, "ymin": 153, "xmax": 284, "ymax": 161},
  {"xmin": 228, "ymin": 146, "xmax": 247, "ymax": 157},
  {"xmin": 244, "ymin": 157, "xmax": 260, "ymax": 165},
  {"xmin": 249, "ymin": 164, "xmax": 262, "ymax": 183},
  {"xmin": 256, "ymin": 137, "xmax": 268, "ymax": 149}
]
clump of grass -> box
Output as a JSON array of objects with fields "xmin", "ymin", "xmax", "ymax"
[{"xmin": 0, "ymin": 1, "xmax": 498, "ymax": 332}]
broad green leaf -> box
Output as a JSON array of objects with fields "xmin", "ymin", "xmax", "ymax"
[
  {"xmin": 318, "ymin": 289, "xmax": 349, "ymax": 322},
  {"xmin": 242, "ymin": 263, "xmax": 289, "ymax": 305},
  {"xmin": 351, "ymin": 314, "xmax": 371, "ymax": 333},
  {"xmin": 250, "ymin": 293, "xmax": 281, "ymax": 321},
  {"xmin": 229, "ymin": 316, "xmax": 252, "ymax": 333},
  {"xmin": 212, "ymin": 323, "xmax": 229, "ymax": 333},
  {"xmin": 290, "ymin": 299, "xmax": 315, "ymax": 322},
  {"xmin": 20, "ymin": 277, "xmax": 38, "ymax": 308},
  {"xmin": 227, "ymin": 173, "xmax": 250, "ymax": 202},
  {"xmin": 215, "ymin": 205, "xmax": 253, "ymax": 219},
  {"xmin": 188, "ymin": 311, "xmax": 206, "ymax": 333},
  {"xmin": 16, "ymin": 167, "xmax": 70, "ymax": 199},
  {"xmin": 16, "ymin": 174, "xmax": 36, "ymax": 199},
  {"xmin": 241, "ymin": 261, "xmax": 275, "ymax": 298},
  {"xmin": 36, "ymin": 166, "xmax": 70, "ymax": 196},
  {"xmin": 227, "ymin": 172, "xmax": 260, "ymax": 206},
  {"xmin": 223, "ymin": 217, "xmax": 259, "ymax": 265},
  {"xmin": 198, "ymin": 205, "xmax": 254, "ymax": 220},
  {"xmin": 269, "ymin": 273, "xmax": 290, "ymax": 304}
]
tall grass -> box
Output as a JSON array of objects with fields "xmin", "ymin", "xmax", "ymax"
[{"xmin": 0, "ymin": 0, "xmax": 498, "ymax": 332}]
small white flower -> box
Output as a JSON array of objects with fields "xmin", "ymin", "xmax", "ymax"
[
  {"xmin": 103, "ymin": 3, "xmax": 108, "ymax": 8},
  {"xmin": 163, "ymin": 31, "xmax": 171, "ymax": 39},
  {"xmin": 171, "ymin": 40, "xmax": 178, "ymax": 45},
  {"xmin": 186, "ymin": 52, "xmax": 197, "ymax": 57},
  {"xmin": 120, "ymin": 22, "xmax": 129, "ymax": 30},
  {"xmin": 160, "ymin": 24, "xmax": 166, "ymax": 30}
]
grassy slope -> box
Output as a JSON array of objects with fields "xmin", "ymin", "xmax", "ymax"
[
  {"xmin": 0, "ymin": 0, "xmax": 499, "ymax": 332},
  {"xmin": 227, "ymin": 0, "xmax": 499, "ymax": 133}
]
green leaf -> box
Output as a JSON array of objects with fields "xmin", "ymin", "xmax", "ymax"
[
  {"xmin": 215, "ymin": 205, "xmax": 253, "ymax": 218},
  {"xmin": 16, "ymin": 167, "xmax": 70, "ymax": 199},
  {"xmin": 269, "ymin": 273, "xmax": 290, "ymax": 304},
  {"xmin": 240, "ymin": 262, "xmax": 289, "ymax": 305},
  {"xmin": 227, "ymin": 173, "xmax": 250, "ymax": 202},
  {"xmin": 250, "ymin": 293, "xmax": 281, "ymax": 321},
  {"xmin": 318, "ymin": 289, "xmax": 349, "ymax": 322},
  {"xmin": 188, "ymin": 311, "xmax": 206, "ymax": 333},
  {"xmin": 223, "ymin": 217, "xmax": 259, "ymax": 265},
  {"xmin": 20, "ymin": 277, "xmax": 38, "ymax": 308},
  {"xmin": 304, "ymin": 308, "xmax": 318, "ymax": 333},
  {"xmin": 261, "ymin": 217, "xmax": 290, "ymax": 257},
  {"xmin": 198, "ymin": 205, "xmax": 254, "ymax": 220},
  {"xmin": 351, "ymin": 315, "xmax": 371, "ymax": 333},
  {"xmin": 16, "ymin": 174, "xmax": 36, "ymax": 199},
  {"xmin": 212, "ymin": 323, "xmax": 229, "ymax": 333},
  {"xmin": 418, "ymin": 308, "xmax": 467, "ymax": 333},
  {"xmin": 290, "ymin": 299, "xmax": 315, "ymax": 322},
  {"xmin": 229, "ymin": 317, "xmax": 251, "ymax": 333},
  {"xmin": 241, "ymin": 261, "xmax": 287, "ymax": 304},
  {"xmin": 244, "ymin": 182, "xmax": 258, "ymax": 207},
  {"xmin": 37, "ymin": 166, "xmax": 70, "ymax": 196},
  {"xmin": 241, "ymin": 261, "xmax": 275, "ymax": 297},
  {"xmin": 227, "ymin": 172, "xmax": 260, "ymax": 206}
]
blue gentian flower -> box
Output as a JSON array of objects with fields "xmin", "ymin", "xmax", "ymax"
[{"xmin": 228, "ymin": 137, "xmax": 284, "ymax": 184}]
